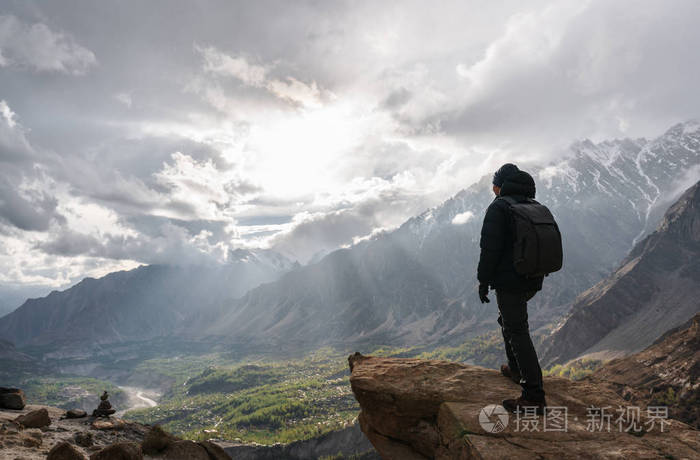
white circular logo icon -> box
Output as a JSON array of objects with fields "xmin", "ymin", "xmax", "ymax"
[{"xmin": 479, "ymin": 404, "xmax": 509, "ymax": 433}]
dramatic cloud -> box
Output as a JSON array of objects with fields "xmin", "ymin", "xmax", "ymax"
[
  {"xmin": 0, "ymin": 0, "xmax": 698, "ymax": 292},
  {"xmin": 197, "ymin": 45, "xmax": 325, "ymax": 107},
  {"xmin": 0, "ymin": 100, "xmax": 63, "ymax": 232},
  {"xmin": 440, "ymin": 0, "xmax": 700, "ymax": 156},
  {"xmin": 0, "ymin": 15, "xmax": 96, "ymax": 74}
]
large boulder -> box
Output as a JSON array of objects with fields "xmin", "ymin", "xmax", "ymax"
[
  {"xmin": 0, "ymin": 387, "xmax": 26, "ymax": 410},
  {"xmin": 90, "ymin": 441, "xmax": 143, "ymax": 460},
  {"xmin": 92, "ymin": 419, "xmax": 125, "ymax": 430},
  {"xmin": 348, "ymin": 353, "xmax": 700, "ymax": 459},
  {"xmin": 140, "ymin": 425, "xmax": 230, "ymax": 459},
  {"xmin": 141, "ymin": 425, "xmax": 177, "ymax": 454},
  {"xmin": 198, "ymin": 440, "xmax": 231, "ymax": 460},
  {"xmin": 14, "ymin": 407, "xmax": 51, "ymax": 428},
  {"xmin": 48, "ymin": 441, "xmax": 88, "ymax": 460},
  {"xmin": 66, "ymin": 408, "xmax": 87, "ymax": 419},
  {"xmin": 160, "ymin": 440, "xmax": 211, "ymax": 459}
]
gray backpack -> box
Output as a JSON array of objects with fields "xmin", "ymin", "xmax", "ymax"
[{"xmin": 499, "ymin": 196, "xmax": 563, "ymax": 277}]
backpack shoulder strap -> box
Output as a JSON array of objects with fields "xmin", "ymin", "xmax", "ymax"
[
  {"xmin": 499, "ymin": 196, "xmax": 539, "ymax": 206},
  {"xmin": 498, "ymin": 196, "xmax": 518, "ymax": 205}
]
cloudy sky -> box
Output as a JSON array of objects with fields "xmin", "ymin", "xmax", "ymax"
[{"xmin": 1, "ymin": 0, "xmax": 699, "ymax": 299}]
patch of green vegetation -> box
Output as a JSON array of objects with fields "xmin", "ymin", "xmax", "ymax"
[
  {"xmin": 418, "ymin": 331, "xmax": 504, "ymax": 368},
  {"xmin": 123, "ymin": 336, "xmax": 508, "ymax": 445},
  {"xmin": 21, "ymin": 376, "xmax": 126, "ymax": 411},
  {"xmin": 544, "ymin": 359, "xmax": 604, "ymax": 381},
  {"xmin": 652, "ymin": 387, "xmax": 678, "ymax": 406},
  {"xmin": 5, "ymin": 330, "xmax": 513, "ymax": 447},
  {"xmin": 186, "ymin": 365, "xmax": 286, "ymax": 395},
  {"xmin": 125, "ymin": 349, "xmax": 359, "ymax": 444}
]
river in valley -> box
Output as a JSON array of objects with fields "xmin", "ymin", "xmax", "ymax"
[{"xmin": 115, "ymin": 386, "xmax": 160, "ymax": 417}]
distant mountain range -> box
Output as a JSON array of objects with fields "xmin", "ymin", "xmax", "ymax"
[
  {"xmin": 0, "ymin": 249, "xmax": 296, "ymax": 352},
  {"xmin": 199, "ymin": 121, "xmax": 700, "ymax": 348},
  {"xmin": 1, "ymin": 121, "xmax": 699, "ymax": 357},
  {"xmin": 0, "ymin": 285, "xmax": 48, "ymax": 318},
  {"xmin": 540, "ymin": 179, "xmax": 700, "ymax": 365}
]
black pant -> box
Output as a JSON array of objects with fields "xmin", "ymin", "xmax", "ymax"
[{"xmin": 496, "ymin": 289, "xmax": 545, "ymax": 402}]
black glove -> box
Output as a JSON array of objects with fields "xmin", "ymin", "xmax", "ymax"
[{"xmin": 479, "ymin": 284, "xmax": 490, "ymax": 303}]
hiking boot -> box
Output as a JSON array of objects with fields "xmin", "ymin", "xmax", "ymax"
[
  {"xmin": 502, "ymin": 397, "xmax": 546, "ymax": 415},
  {"xmin": 500, "ymin": 364, "xmax": 521, "ymax": 384}
]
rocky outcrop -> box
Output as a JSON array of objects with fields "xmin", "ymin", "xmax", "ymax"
[
  {"xmin": 48, "ymin": 441, "xmax": 88, "ymax": 460},
  {"xmin": 141, "ymin": 424, "xmax": 178, "ymax": 454},
  {"xmin": 66, "ymin": 409, "xmax": 88, "ymax": 419},
  {"xmin": 349, "ymin": 353, "xmax": 700, "ymax": 459},
  {"xmin": 0, "ymin": 387, "xmax": 26, "ymax": 409},
  {"xmin": 0, "ymin": 404, "xmax": 230, "ymax": 460},
  {"xmin": 198, "ymin": 440, "xmax": 231, "ymax": 460},
  {"xmin": 90, "ymin": 441, "xmax": 142, "ymax": 459},
  {"xmin": 588, "ymin": 312, "xmax": 700, "ymax": 429},
  {"xmin": 15, "ymin": 407, "xmax": 51, "ymax": 428},
  {"xmin": 159, "ymin": 439, "xmax": 216, "ymax": 459},
  {"xmin": 541, "ymin": 180, "xmax": 700, "ymax": 366},
  {"xmin": 138, "ymin": 425, "xmax": 231, "ymax": 459}
]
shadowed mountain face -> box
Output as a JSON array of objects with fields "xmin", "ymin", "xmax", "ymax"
[
  {"xmin": 204, "ymin": 122, "xmax": 700, "ymax": 348},
  {"xmin": 540, "ymin": 180, "xmax": 700, "ymax": 366},
  {"xmin": 588, "ymin": 313, "xmax": 700, "ymax": 428},
  {"xmin": 1, "ymin": 122, "xmax": 699, "ymax": 354},
  {"xmin": 0, "ymin": 250, "xmax": 296, "ymax": 351},
  {"xmin": 0, "ymin": 338, "xmax": 32, "ymax": 362}
]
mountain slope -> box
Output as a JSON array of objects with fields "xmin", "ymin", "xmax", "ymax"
[
  {"xmin": 204, "ymin": 123, "xmax": 700, "ymax": 348},
  {"xmin": 540, "ymin": 180, "xmax": 700, "ymax": 366},
  {"xmin": 2, "ymin": 122, "xmax": 699, "ymax": 354},
  {"xmin": 587, "ymin": 312, "xmax": 700, "ymax": 428},
  {"xmin": 0, "ymin": 338, "xmax": 32, "ymax": 361},
  {"xmin": 0, "ymin": 249, "xmax": 296, "ymax": 350}
]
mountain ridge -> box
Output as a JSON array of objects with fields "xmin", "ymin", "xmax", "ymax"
[
  {"xmin": 198, "ymin": 121, "xmax": 700, "ymax": 348},
  {"xmin": 2, "ymin": 121, "xmax": 699, "ymax": 356},
  {"xmin": 540, "ymin": 179, "xmax": 700, "ymax": 366},
  {"xmin": 0, "ymin": 249, "xmax": 296, "ymax": 350}
]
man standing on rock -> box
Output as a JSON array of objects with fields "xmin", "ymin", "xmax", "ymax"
[{"xmin": 477, "ymin": 163, "xmax": 557, "ymax": 414}]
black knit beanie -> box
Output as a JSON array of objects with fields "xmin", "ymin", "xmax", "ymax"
[{"xmin": 492, "ymin": 163, "xmax": 519, "ymax": 187}]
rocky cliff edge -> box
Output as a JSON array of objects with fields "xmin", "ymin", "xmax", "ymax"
[
  {"xmin": 0, "ymin": 404, "xmax": 230, "ymax": 459},
  {"xmin": 348, "ymin": 353, "xmax": 700, "ymax": 459}
]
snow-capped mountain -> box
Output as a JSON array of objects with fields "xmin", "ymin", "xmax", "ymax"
[
  {"xmin": 396, "ymin": 121, "xmax": 700, "ymax": 315},
  {"xmin": 1, "ymin": 122, "xmax": 699, "ymax": 354},
  {"xmin": 203, "ymin": 122, "xmax": 700, "ymax": 348}
]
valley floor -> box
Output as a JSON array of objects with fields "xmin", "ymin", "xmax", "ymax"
[{"xmin": 1, "ymin": 330, "xmax": 509, "ymax": 449}]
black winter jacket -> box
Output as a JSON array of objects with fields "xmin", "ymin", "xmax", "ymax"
[{"xmin": 477, "ymin": 171, "xmax": 544, "ymax": 293}]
